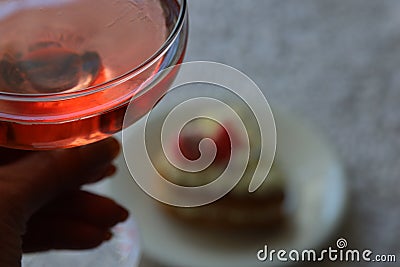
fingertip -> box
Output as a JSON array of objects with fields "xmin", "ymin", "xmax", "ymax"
[
  {"xmin": 77, "ymin": 137, "xmax": 121, "ymax": 167},
  {"xmin": 116, "ymin": 205, "xmax": 130, "ymax": 223},
  {"xmin": 95, "ymin": 137, "xmax": 120, "ymax": 159},
  {"xmin": 86, "ymin": 164, "xmax": 116, "ymax": 184},
  {"xmin": 105, "ymin": 165, "xmax": 117, "ymax": 177},
  {"xmin": 121, "ymin": 206, "xmax": 130, "ymax": 221},
  {"xmin": 109, "ymin": 138, "xmax": 121, "ymax": 159},
  {"xmin": 104, "ymin": 231, "xmax": 113, "ymax": 241}
]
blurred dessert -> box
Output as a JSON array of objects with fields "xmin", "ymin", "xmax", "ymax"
[{"xmin": 156, "ymin": 110, "xmax": 287, "ymax": 230}]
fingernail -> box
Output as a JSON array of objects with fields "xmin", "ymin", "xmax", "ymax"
[
  {"xmin": 104, "ymin": 165, "xmax": 117, "ymax": 177},
  {"xmin": 79, "ymin": 138, "xmax": 120, "ymax": 167},
  {"xmin": 94, "ymin": 138, "xmax": 120, "ymax": 159},
  {"xmin": 113, "ymin": 202, "xmax": 129, "ymax": 222},
  {"xmin": 86, "ymin": 164, "xmax": 114, "ymax": 183},
  {"xmin": 104, "ymin": 231, "xmax": 113, "ymax": 241},
  {"xmin": 107, "ymin": 138, "xmax": 121, "ymax": 159},
  {"xmin": 119, "ymin": 207, "xmax": 129, "ymax": 221}
]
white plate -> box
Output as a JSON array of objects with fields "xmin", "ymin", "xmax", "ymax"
[{"xmin": 99, "ymin": 109, "xmax": 348, "ymax": 267}]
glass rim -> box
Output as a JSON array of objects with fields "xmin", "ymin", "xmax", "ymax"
[{"xmin": 0, "ymin": 0, "xmax": 187, "ymax": 102}]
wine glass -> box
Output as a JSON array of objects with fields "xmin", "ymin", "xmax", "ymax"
[
  {"xmin": 0, "ymin": 0, "xmax": 188, "ymax": 266},
  {"xmin": 0, "ymin": 0, "xmax": 188, "ymax": 150}
]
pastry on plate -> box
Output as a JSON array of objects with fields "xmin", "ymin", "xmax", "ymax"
[{"xmin": 155, "ymin": 109, "xmax": 287, "ymax": 230}]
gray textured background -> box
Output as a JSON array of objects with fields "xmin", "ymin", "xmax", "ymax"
[{"xmin": 142, "ymin": 0, "xmax": 400, "ymax": 266}]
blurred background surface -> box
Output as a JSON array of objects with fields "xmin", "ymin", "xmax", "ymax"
[{"xmin": 142, "ymin": 0, "xmax": 400, "ymax": 266}]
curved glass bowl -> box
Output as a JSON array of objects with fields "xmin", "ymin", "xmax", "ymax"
[{"xmin": 0, "ymin": 0, "xmax": 188, "ymax": 150}]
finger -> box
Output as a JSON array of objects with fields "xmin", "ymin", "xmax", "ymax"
[
  {"xmin": 22, "ymin": 217, "xmax": 113, "ymax": 253},
  {"xmin": 85, "ymin": 164, "xmax": 116, "ymax": 185},
  {"xmin": 3, "ymin": 137, "xmax": 120, "ymax": 214},
  {"xmin": 35, "ymin": 190, "xmax": 129, "ymax": 228}
]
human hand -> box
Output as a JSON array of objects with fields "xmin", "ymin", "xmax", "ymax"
[{"xmin": 0, "ymin": 138, "xmax": 128, "ymax": 267}]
